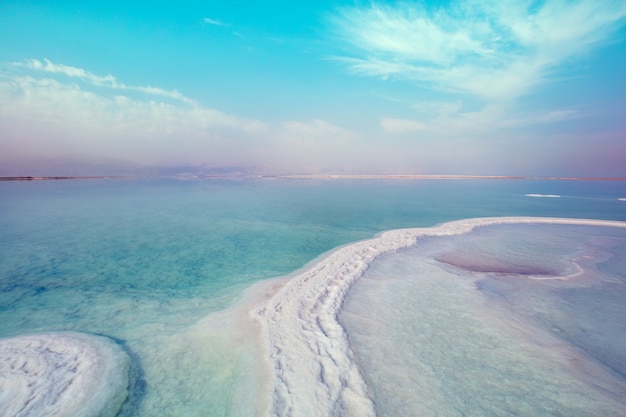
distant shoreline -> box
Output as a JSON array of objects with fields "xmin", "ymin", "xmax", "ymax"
[
  {"xmin": 0, "ymin": 176, "xmax": 132, "ymax": 181},
  {"xmin": 1, "ymin": 174, "xmax": 626, "ymax": 182},
  {"xmin": 275, "ymin": 174, "xmax": 626, "ymax": 181}
]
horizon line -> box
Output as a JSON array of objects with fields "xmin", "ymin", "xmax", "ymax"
[{"xmin": 2, "ymin": 174, "xmax": 626, "ymax": 182}]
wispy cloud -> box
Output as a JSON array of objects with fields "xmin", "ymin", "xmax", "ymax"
[
  {"xmin": 14, "ymin": 58, "xmax": 197, "ymax": 105},
  {"xmin": 331, "ymin": 0, "xmax": 626, "ymax": 100},
  {"xmin": 381, "ymin": 102, "xmax": 585, "ymax": 136},
  {"xmin": 203, "ymin": 17, "xmax": 229, "ymax": 27},
  {"xmin": 0, "ymin": 62, "xmax": 361, "ymax": 172},
  {"xmin": 380, "ymin": 117, "xmax": 429, "ymax": 134}
]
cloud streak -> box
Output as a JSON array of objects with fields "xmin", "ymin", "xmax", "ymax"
[
  {"xmin": 381, "ymin": 117, "xmax": 429, "ymax": 134},
  {"xmin": 203, "ymin": 17, "xmax": 229, "ymax": 27},
  {"xmin": 14, "ymin": 59, "xmax": 197, "ymax": 105},
  {"xmin": 331, "ymin": 0, "xmax": 626, "ymax": 100}
]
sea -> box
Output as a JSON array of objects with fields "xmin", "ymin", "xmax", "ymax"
[{"xmin": 1, "ymin": 178, "xmax": 625, "ymax": 417}]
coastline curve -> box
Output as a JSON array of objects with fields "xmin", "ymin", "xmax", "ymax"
[{"xmin": 251, "ymin": 216, "xmax": 626, "ymax": 417}]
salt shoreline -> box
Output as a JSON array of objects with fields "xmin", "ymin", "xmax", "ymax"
[
  {"xmin": 246, "ymin": 216, "xmax": 626, "ymax": 417},
  {"xmin": 0, "ymin": 332, "xmax": 129, "ymax": 417},
  {"xmin": 2, "ymin": 217, "xmax": 624, "ymax": 417}
]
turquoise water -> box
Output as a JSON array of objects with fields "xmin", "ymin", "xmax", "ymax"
[{"xmin": 1, "ymin": 178, "xmax": 625, "ymax": 416}]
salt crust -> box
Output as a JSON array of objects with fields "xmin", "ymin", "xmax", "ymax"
[
  {"xmin": 251, "ymin": 217, "xmax": 626, "ymax": 417},
  {"xmin": 0, "ymin": 331, "xmax": 129, "ymax": 417}
]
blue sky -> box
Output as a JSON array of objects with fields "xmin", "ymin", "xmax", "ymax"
[{"xmin": 1, "ymin": 0, "xmax": 625, "ymax": 176}]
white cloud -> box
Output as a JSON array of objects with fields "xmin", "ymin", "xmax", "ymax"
[
  {"xmin": 203, "ymin": 17, "xmax": 229, "ymax": 27},
  {"xmin": 0, "ymin": 63, "xmax": 362, "ymax": 172},
  {"xmin": 331, "ymin": 0, "xmax": 626, "ymax": 100},
  {"xmin": 378, "ymin": 102, "xmax": 585, "ymax": 139},
  {"xmin": 380, "ymin": 117, "xmax": 429, "ymax": 134},
  {"xmin": 14, "ymin": 59, "xmax": 197, "ymax": 105},
  {"xmin": 412, "ymin": 101, "xmax": 463, "ymax": 117},
  {"xmin": 255, "ymin": 119, "xmax": 363, "ymax": 172},
  {"xmin": 535, "ymin": 109, "xmax": 584, "ymax": 124},
  {"xmin": 22, "ymin": 58, "xmax": 116, "ymax": 85},
  {"xmin": 330, "ymin": 0, "xmax": 626, "ymax": 145},
  {"xmin": 502, "ymin": 108, "xmax": 586, "ymax": 127},
  {"xmin": 0, "ymin": 74, "xmax": 265, "ymax": 164},
  {"xmin": 280, "ymin": 119, "xmax": 359, "ymax": 143}
]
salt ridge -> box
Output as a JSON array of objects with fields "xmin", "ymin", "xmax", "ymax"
[
  {"xmin": 0, "ymin": 332, "xmax": 129, "ymax": 417},
  {"xmin": 252, "ymin": 216, "xmax": 626, "ymax": 417}
]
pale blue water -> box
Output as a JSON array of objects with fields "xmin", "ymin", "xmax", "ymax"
[
  {"xmin": 1, "ymin": 178, "xmax": 625, "ymax": 416},
  {"xmin": 340, "ymin": 223, "xmax": 626, "ymax": 416}
]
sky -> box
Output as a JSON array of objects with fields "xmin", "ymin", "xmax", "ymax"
[{"xmin": 1, "ymin": 0, "xmax": 625, "ymax": 176}]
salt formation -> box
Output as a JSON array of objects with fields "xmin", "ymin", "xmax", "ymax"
[
  {"xmin": 0, "ymin": 331, "xmax": 129, "ymax": 417},
  {"xmin": 253, "ymin": 217, "xmax": 626, "ymax": 417}
]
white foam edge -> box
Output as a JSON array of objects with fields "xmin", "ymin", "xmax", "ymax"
[
  {"xmin": 526, "ymin": 193, "xmax": 561, "ymax": 198},
  {"xmin": 0, "ymin": 331, "xmax": 130, "ymax": 417},
  {"xmin": 248, "ymin": 216, "xmax": 626, "ymax": 417}
]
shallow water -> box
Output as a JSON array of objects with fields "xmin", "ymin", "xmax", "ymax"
[
  {"xmin": 1, "ymin": 178, "xmax": 625, "ymax": 416},
  {"xmin": 340, "ymin": 224, "xmax": 626, "ymax": 417}
]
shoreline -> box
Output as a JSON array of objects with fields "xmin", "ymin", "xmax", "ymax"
[
  {"xmin": 277, "ymin": 174, "xmax": 626, "ymax": 181},
  {"xmin": 0, "ymin": 176, "xmax": 132, "ymax": 181},
  {"xmin": 241, "ymin": 216, "xmax": 626, "ymax": 416},
  {"xmin": 2, "ymin": 174, "xmax": 626, "ymax": 182}
]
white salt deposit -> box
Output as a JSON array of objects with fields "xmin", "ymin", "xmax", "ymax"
[
  {"xmin": 525, "ymin": 193, "xmax": 561, "ymax": 198},
  {"xmin": 252, "ymin": 217, "xmax": 626, "ymax": 417},
  {"xmin": 0, "ymin": 332, "xmax": 129, "ymax": 417}
]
